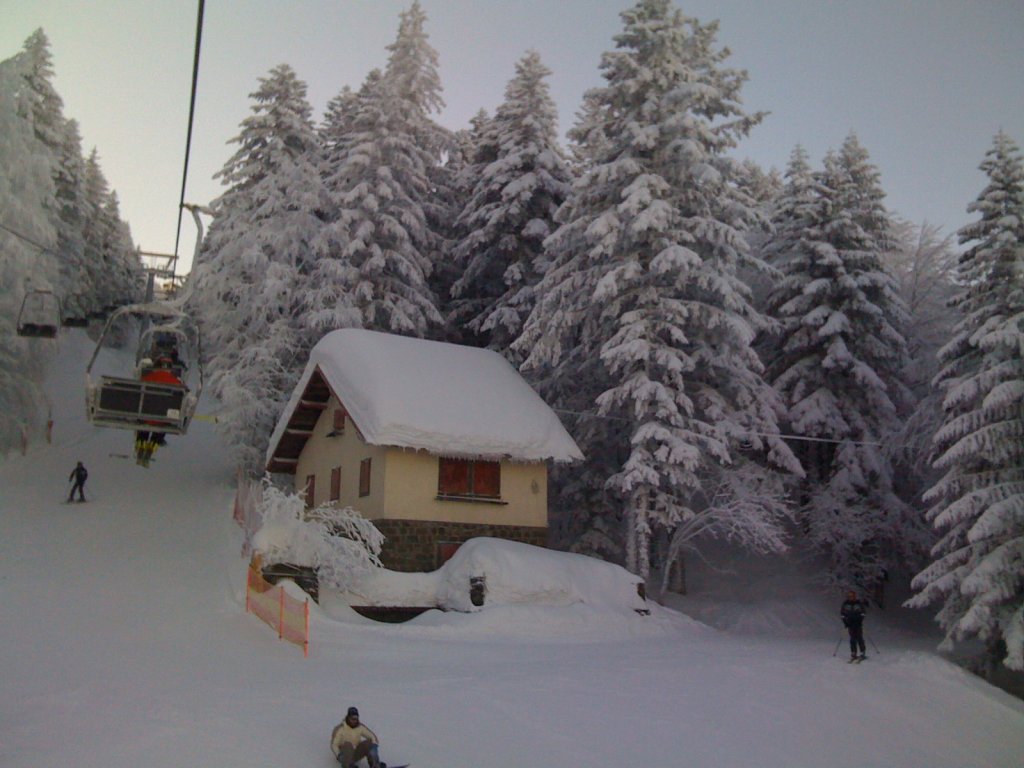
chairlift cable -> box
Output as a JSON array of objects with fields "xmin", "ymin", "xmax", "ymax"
[
  {"xmin": 0, "ymin": 220, "xmax": 58, "ymax": 259},
  {"xmin": 552, "ymin": 408, "xmax": 885, "ymax": 447},
  {"xmin": 171, "ymin": 0, "xmax": 206, "ymax": 268}
]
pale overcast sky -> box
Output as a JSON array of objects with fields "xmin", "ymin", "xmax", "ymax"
[{"xmin": 3, "ymin": 1, "xmax": 1022, "ymax": 273}]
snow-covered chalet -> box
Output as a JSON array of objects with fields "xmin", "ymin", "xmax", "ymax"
[{"xmin": 265, "ymin": 329, "xmax": 583, "ymax": 571}]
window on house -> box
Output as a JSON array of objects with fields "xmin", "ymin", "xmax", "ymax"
[
  {"xmin": 304, "ymin": 474, "xmax": 316, "ymax": 508},
  {"xmin": 359, "ymin": 458, "xmax": 371, "ymax": 497},
  {"xmin": 331, "ymin": 408, "xmax": 346, "ymax": 434},
  {"xmin": 438, "ymin": 458, "xmax": 501, "ymax": 499},
  {"xmin": 330, "ymin": 466, "xmax": 341, "ymax": 502}
]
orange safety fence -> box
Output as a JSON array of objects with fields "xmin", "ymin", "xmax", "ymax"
[{"xmin": 246, "ymin": 555, "xmax": 310, "ymax": 657}]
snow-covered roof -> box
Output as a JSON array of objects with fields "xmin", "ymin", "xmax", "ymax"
[{"xmin": 266, "ymin": 329, "xmax": 582, "ymax": 467}]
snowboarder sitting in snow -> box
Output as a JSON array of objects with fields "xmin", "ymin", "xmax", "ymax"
[
  {"xmin": 331, "ymin": 706, "xmax": 382, "ymax": 768},
  {"xmin": 841, "ymin": 589, "xmax": 867, "ymax": 661},
  {"xmin": 67, "ymin": 461, "xmax": 88, "ymax": 502}
]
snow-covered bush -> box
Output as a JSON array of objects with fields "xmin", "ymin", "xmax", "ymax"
[{"xmin": 251, "ymin": 480, "xmax": 384, "ymax": 590}]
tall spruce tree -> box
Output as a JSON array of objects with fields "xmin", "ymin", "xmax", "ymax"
[
  {"xmin": 0, "ymin": 46, "xmax": 57, "ymax": 451},
  {"xmin": 765, "ymin": 135, "xmax": 920, "ymax": 591},
  {"xmin": 190, "ymin": 64, "xmax": 328, "ymax": 472},
  {"xmin": 516, "ymin": 0, "xmax": 799, "ymax": 580},
  {"xmin": 386, "ymin": 0, "xmax": 456, "ymax": 313},
  {"xmin": 888, "ymin": 220, "xmax": 960, "ymax": 493},
  {"xmin": 52, "ymin": 118, "xmax": 90, "ymax": 320},
  {"xmin": 449, "ymin": 50, "xmax": 572, "ymax": 357},
  {"xmin": 320, "ymin": 3, "xmax": 445, "ymax": 337},
  {"xmin": 306, "ymin": 81, "xmax": 366, "ymax": 337},
  {"xmin": 14, "ymin": 29, "xmax": 120, "ymax": 319},
  {"xmin": 9, "ymin": 29, "xmax": 63, "ymax": 300},
  {"xmin": 907, "ymin": 132, "xmax": 1024, "ymax": 672},
  {"xmin": 80, "ymin": 149, "xmax": 142, "ymax": 314},
  {"xmin": 442, "ymin": 108, "xmax": 498, "ymax": 340}
]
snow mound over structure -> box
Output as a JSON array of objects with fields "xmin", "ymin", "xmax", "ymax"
[
  {"xmin": 322, "ymin": 538, "xmax": 697, "ymax": 642},
  {"xmin": 329, "ymin": 537, "xmax": 649, "ymax": 615},
  {"xmin": 436, "ymin": 537, "xmax": 647, "ymax": 613},
  {"xmin": 270, "ymin": 328, "xmax": 582, "ymax": 462}
]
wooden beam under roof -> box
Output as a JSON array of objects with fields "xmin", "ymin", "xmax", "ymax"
[{"xmin": 265, "ymin": 366, "xmax": 339, "ymax": 475}]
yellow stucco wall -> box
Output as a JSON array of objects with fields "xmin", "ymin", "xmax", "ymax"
[
  {"xmin": 294, "ymin": 395, "xmax": 549, "ymax": 528},
  {"xmin": 382, "ymin": 448, "xmax": 548, "ymax": 527},
  {"xmin": 294, "ymin": 397, "xmax": 386, "ymax": 518}
]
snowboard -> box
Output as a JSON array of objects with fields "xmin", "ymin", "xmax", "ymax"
[{"xmin": 328, "ymin": 750, "xmax": 407, "ymax": 768}]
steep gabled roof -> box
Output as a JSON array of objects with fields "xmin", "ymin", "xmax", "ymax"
[{"xmin": 265, "ymin": 329, "xmax": 583, "ymax": 473}]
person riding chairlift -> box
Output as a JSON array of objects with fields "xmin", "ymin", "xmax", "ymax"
[{"xmin": 135, "ymin": 356, "xmax": 183, "ymax": 462}]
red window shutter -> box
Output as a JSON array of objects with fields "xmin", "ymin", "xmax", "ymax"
[
  {"xmin": 359, "ymin": 458, "xmax": 371, "ymax": 497},
  {"xmin": 330, "ymin": 466, "xmax": 341, "ymax": 501},
  {"xmin": 304, "ymin": 474, "xmax": 316, "ymax": 508},
  {"xmin": 473, "ymin": 461, "xmax": 501, "ymax": 497},
  {"xmin": 439, "ymin": 458, "xmax": 470, "ymax": 495}
]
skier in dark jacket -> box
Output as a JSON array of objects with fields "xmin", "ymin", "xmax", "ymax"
[
  {"xmin": 67, "ymin": 461, "xmax": 88, "ymax": 502},
  {"xmin": 841, "ymin": 590, "xmax": 867, "ymax": 661}
]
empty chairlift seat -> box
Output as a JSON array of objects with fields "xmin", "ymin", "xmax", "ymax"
[{"xmin": 17, "ymin": 290, "xmax": 61, "ymax": 338}]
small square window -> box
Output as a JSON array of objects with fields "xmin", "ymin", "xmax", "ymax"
[{"xmin": 332, "ymin": 408, "xmax": 346, "ymax": 433}]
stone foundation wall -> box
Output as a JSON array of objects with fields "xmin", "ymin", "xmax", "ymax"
[{"xmin": 374, "ymin": 519, "xmax": 548, "ymax": 572}]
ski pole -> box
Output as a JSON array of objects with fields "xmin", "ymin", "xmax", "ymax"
[
  {"xmin": 832, "ymin": 636, "xmax": 844, "ymax": 657},
  {"xmin": 867, "ymin": 634, "xmax": 880, "ymax": 654}
]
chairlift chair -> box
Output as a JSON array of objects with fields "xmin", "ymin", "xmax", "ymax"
[
  {"xmin": 85, "ymin": 302, "xmax": 203, "ymax": 435},
  {"xmin": 17, "ymin": 289, "xmax": 61, "ymax": 338}
]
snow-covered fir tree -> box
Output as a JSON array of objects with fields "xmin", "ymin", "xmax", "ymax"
[
  {"xmin": 0, "ymin": 30, "xmax": 141, "ymax": 451},
  {"xmin": 99, "ymin": 190, "xmax": 144, "ymax": 307},
  {"xmin": 0, "ymin": 47, "xmax": 56, "ymax": 452},
  {"xmin": 449, "ymin": 50, "xmax": 572, "ymax": 357},
  {"xmin": 14, "ymin": 30, "xmax": 129, "ymax": 321},
  {"xmin": 888, "ymin": 220, "xmax": 961, "ymax": 486},
  {"xmin": 6, "ymin": 29, "xmax": 63, "ymax": 299},
  {"xmin": 79, "ymin": 149, "xmax": 114, "ymax": 314},
  {"xmin": 384, "ymin": 0, "xmax": 456, "ymax": 314},
  {"xmin": 319, "ymin": 3, "xmax": 446, "ymax": 337},
  {"xmin": 765, "ymin": 135, "xmax": 923, "ymax": 592},
  {"xmin": 190, "ymin": 64, "xmax": 329, "ymax": 472},
  {"xmin": 51, "ymin": 118, "xmax": 90, "ymax": 321},
  {"xmin": 442, "ymin": 108, "xmax": 498, "ymax": 339},
  {"xmin": 80, "ymin": 149, "xmax": 142, "ymax": 314},
  {"xmin": 516, "ymin": 0, "xmax": 799, "ymax": 581},
  {"xmin": 908, "ymin": 131, "xmax": 1024, "ymax": 672},
  {"xmin": 305, "ymin": 81, "xmax": 367, "ymax": 337}
]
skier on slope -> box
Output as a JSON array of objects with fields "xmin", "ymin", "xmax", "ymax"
[
  {"xmin": 331, "ymin": 706, "xmax": 383, "ymax": 768},
  {"xmin": 841, "ymin": 590, "xmax": 868, "ymax": 661},
  {"xmin": 67, "ymin": 461, "xmax": 88, "ymax": 502}
]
